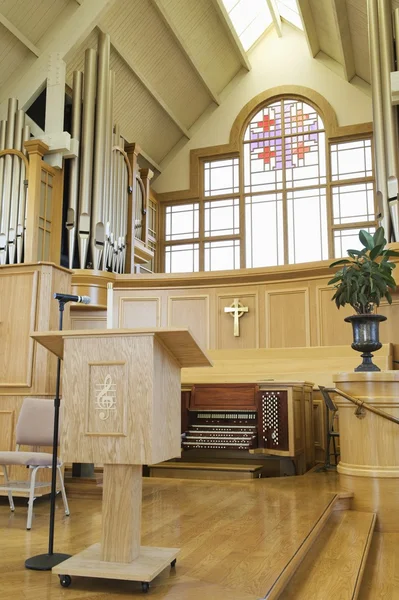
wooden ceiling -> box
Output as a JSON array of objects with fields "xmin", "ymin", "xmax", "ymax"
[{"xmin": 0, "ymin": 0, "xmax": 394, "ymax": 171}]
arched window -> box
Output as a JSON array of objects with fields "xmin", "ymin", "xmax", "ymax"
[
  {"xmin": 244, "ymin": 99, "xmax": 327, "ymax": 266},
  {"xmin": 163, "ymin": 94, "xmax": 376, "ymax": 273}
]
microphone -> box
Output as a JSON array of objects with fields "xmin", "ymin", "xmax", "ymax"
[{"xmin": 54, "ymin": 293, "xmax": 91, "ymax": 305}]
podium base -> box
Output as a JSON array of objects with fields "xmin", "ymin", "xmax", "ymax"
[
  {"xmin": 52, "ymin": 543, "xmax": 179, "ymax": 586},
  {"xmin": 25, "ymin": 552, "xmax": 71, "ymax": 571}
]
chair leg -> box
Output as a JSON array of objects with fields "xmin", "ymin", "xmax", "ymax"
[
  {"xmin": 57, "ymin": 466, "xmax": 70, "ymax": 516},
  {"xmin": 2, "ymin": 466, "xmax": 15, "ymax": 512},
  {"xmin": 27, "ymin": 467, "xmax": 39, "ymax": 530}
]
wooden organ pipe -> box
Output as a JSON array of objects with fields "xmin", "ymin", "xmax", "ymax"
[
  {"xmin": 78, "ymin": 48, "xmax": 97, "ymax": 269},
  {"xmin": 16, "ymin": 124, "xmax": 30, "ymax": 264},
  {"xmin": 67, "ymin": 70, "xmax": 83, "ymax": 269}
]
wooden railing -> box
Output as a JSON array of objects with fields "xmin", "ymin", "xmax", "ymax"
[{"xmin": 325, "ymin": 387, "xmax": 399, "ymax": 425}]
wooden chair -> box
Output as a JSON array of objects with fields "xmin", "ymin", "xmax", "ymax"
[
  {"xmin": 0, "ymin": 397, "xmax": 70, "ymax": 529},
  {"xmin": 318, "ymin": 386, "xmax": 340, "ymax": 469}
]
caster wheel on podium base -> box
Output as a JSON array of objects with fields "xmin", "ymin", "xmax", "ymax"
[
  {"xmin": 59, "ymin": 575, "xmax": 72, "ymax": 588},
  {"xmin": 141, "ymin": 582, "xmax": 150, "ymax": 593}
]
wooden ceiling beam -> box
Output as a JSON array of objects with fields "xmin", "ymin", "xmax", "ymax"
[
  {"xmin": 266, "ymin": 0, "xmax": 282, "ymax": 38},
  {"xmin": 297, "ymin": 0, "xmax": 319, "ymax": 57},
  {"xmin": 0, "ymin": 12, "xmax": 40, "ymax": 56},
  {"xmin": 151, "ymin": 0, "xmax": 220, "ymax": 105},
  {"xmin": 99, "ymin": 28, "xmax": 190, "ymax": 140},
  {"xmin": 0, "ymin": 0, "xmax": 116, "ymax": 118},
  {"xmin": 210, "ymin": 0, "xmax": 251, "ymax": 71},
  {"xmin": 331, "ymin": 0, "xmax": 356, "ymax": 81}
]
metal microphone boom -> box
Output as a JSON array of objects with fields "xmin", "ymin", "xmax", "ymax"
[{"xmin": 53, "ymin": 293, "xmax": 91, "ymax": 304}]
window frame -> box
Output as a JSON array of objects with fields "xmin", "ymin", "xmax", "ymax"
[{"xmin": 159, "ymin": 92, "xmax": 376, "ymax": 273}]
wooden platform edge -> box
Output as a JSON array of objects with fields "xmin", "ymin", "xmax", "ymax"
[
  {"xmin": 353, "ymin": 513, "xmax": 377, "ymax": 600},
  {"xmin": 264, "ymin": 494, "xmax": 341, "ymax": 600}
]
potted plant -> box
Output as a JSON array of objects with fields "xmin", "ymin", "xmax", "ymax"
[{"xmin": 328, "ymin": 227, "xmax": 399, "ymax": 371}]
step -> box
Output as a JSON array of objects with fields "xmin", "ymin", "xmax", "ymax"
[
  {"xmin": 278, "ymin": 510, "xmax": 376, "ymax": 600},
  {"xmin": 149, "ymin": 462, "xmax": 265, "ymax": 480}
]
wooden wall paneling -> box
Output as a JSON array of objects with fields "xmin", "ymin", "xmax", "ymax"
[
  {"xmin": 378, "ymin": 299, "xmax": 399, "ymax": 344},
  {"xmin": 0, "ymin": 270, "xmax": 37, "ymax": 388},
  {"xmin": 118, "ymin": 296, "xmax": 161, "ymax": 329},
  {"xmin": 70, "ymin": 310, "xmax": 108, "ymax": 330},
  {"xmin": 265, "ymin": 287, "xmax": 310, "ymax": 348},
  {"xmin": 315, "ymin": 284, "xmax": 353, "ymax": 346},
  {"xmin": 217, "ymin": 291, "xmax": 259, "ymax": 349},
  {"xmin": 168, "ymin": 295, "xmax": 210, "ymax": 349},
  {"xmin": 190, "ymin": 383, "xmax": 258, "ymax": 410}
]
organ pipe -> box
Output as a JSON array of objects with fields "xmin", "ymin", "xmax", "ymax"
[
  {"xmin": 0, "ymin": 99, "xmax": 29, "ymax": 265},
  {"xmin": 16, "ymin": 124, "xmax": 30, "ymax": 264},
  {"xmin": 377, "ymin": 0, "xmax": 399, "ymax": 236},
  {"xmin": 91, "ymin": 32, "xmax": 110, "ymax": 270},
  {"xmin": 68, "ymin": 32, "xmax": 139, "ymax": 274},
  {"xmin": 78, "ymin": 48, "xmax": 97, "ymax": 269},
  {"xmin": 367, "ymin": 0, "xmax": 389, "ymax": 237},
  {"xmin": 67, "ymin": 70, "xmax": 83, "ymax": 269},
  {"xmin": 8, "ymin": 109, "xmax": 25, "ymax": 265},
  {"xmin": 0, "ymin": 98, "xmax": 18, "ymax": 264}
]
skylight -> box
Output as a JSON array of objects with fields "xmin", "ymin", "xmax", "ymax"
[
  {"xmin": 222, "ymin": 0, "xmax": 303, "ymax": 52},
  {"xmin": 223, "ymin": 0, "xmax": 273, "ymax": 51},
  {"xmin": 277, "ymin": 0, "xmax": 303, "ymax": 30}
]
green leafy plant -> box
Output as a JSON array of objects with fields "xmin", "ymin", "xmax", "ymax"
[{"xmin": 328, "ymin": 227, "xmax": 399, "ymax": 314}]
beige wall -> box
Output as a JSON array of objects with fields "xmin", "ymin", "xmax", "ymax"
[{"xmin": 153, "ymin": 23, "xmax": 372, "ymax": 194}]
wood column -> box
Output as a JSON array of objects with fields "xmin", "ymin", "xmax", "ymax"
[
  {"xmin": 24, "ymin": 140, "xmax": 49, "ymax": 262},
  {"xmin": 101, "ymin": 464, "xmax": 142, "ymax": 562},
  {"xmin": 125, "ymin": 142, "xmax": 141, "ymax": 273}
]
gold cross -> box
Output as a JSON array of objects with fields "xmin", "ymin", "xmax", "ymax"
[{"xmin": 224, "ymin": 298, "xmax": 249, "ymax": 337}]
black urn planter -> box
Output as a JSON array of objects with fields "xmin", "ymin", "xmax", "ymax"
[{"xmin": 344, "ymin": 313, "xmax": 387, "ymax": 372}]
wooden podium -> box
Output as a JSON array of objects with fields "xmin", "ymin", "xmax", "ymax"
[{"xmin": 31, "ymin": 328, "xmax": 211, "ymax": 592}]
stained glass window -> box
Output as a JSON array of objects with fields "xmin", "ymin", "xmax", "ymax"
[{"xmin": 244, "ymin": 98, "xmax": 328, "ymax": 266}]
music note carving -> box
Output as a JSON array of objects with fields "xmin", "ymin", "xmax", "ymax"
[{"xmin": 95, "ymin": 374, "xmax": 117, "ymax": 420}]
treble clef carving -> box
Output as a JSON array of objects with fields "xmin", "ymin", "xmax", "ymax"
[{"xmin": 95, "ymin": 374, "xmax": 116, "ymax": 420}]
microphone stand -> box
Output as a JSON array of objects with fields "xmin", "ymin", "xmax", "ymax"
[{"xmin": 25, "ymin": 297, "xmax": 71, "ymax": 570}]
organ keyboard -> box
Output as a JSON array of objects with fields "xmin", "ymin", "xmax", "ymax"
[{"xmin": 182, "ymin": 410, "xmax": 257, "ymax": 450}]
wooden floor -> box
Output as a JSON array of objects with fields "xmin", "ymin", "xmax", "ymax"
[{"xmin": 0, "ymin": 472, "xmax": 397, "ymax": 599}]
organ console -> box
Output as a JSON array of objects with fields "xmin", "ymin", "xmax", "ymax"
[{"xmin": 181, "ymin": 382, "xmax": 315, "ymax": 474}]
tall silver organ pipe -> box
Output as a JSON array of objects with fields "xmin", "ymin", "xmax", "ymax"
[
  {"xmin": 78, "ymin": 48, "xmax": 97, "ymax": 269},
  {"xmin": 67, "ymin": 70, "xmax": 83, "ymax": 269},
  {"xmin": 377, "ymin": 0, "xmax": 399, "ymax": 235},
  {"xmin": 69, "ymin": 32, "xmax": 130, "ymax": 273},
  {"xmin": 0, "ymin": 99, "xmax": 29, "ymax": 265},
  {"xmin": 91, "ymin": 32, "xmax": 110, "ymax": 270}
]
